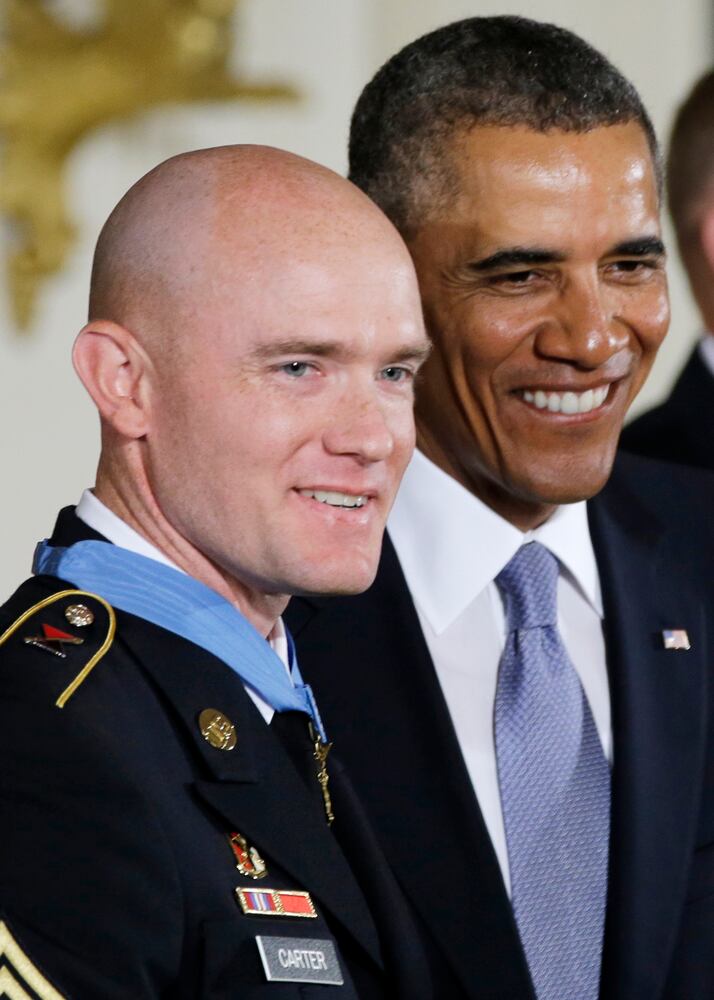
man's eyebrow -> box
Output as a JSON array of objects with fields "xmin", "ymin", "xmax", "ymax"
[
  {"xmin": 251, "ymin": 339, "xmax": 346, "ymax": 359},
  {"xmin": 468, "ymin": 248, "xmax": 566, "ymax": 272},
  {"xmin": 467, "ymin": 238, "xmax": 666, "ymax": 273},
  {"xmin": 251, "ymin": 338, "xmax": 431, "ymax": 364},
  {"xmin": 609, "ymin": 237, "xmax": 666, "ymax": 257},
  {"xmin": 391, "ymin": 342, "xmax": 432, "ymax": 365}
]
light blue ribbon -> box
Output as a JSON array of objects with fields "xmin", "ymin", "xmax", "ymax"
[{"xmin": 33, "ymin": 539, "xmax": 326, "ymax": 741}]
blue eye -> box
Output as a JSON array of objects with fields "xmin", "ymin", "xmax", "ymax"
[
  {"xmin": 281, "ymin": 361, "xmax": 310, "ymax": 377},
  {"xmin": 380, "ymin": 366, "xmax": 409, "ymax": 382}
]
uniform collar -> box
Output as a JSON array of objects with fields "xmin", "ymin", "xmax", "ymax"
[{"xmin": 388, "ymin": 449, "xmax": 603, "ymax": 635}]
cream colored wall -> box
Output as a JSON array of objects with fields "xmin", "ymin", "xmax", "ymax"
[{"xmin": 1, "ymin": 0, "xmax": 711, "ymax": 599}]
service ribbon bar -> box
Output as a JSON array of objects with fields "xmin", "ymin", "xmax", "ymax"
[{"xmin": 236, "ymin": 887, "xmax": 317, "ymax": 918}]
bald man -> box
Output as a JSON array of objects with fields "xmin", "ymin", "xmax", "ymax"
[{"xmin": 0, "ymin": 146, "xmax": 430, "ymax": 999}]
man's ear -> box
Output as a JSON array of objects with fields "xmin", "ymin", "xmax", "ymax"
[{"xmin": 72, "ymin": 320, "xmax": 152, "ymax": 439}]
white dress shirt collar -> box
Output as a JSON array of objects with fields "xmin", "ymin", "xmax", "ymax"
[
  {"xmin": 388, "ymin": 449, "xmax": 603, "ymax": 635},
  {"xmin": 76, "ymin": 489, "xmax": 183, "ymax": 571}
]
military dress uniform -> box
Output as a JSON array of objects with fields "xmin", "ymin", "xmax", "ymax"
[{"xmin": 0, "ymin": 508, "xmax": 430, "ymax": 1000}]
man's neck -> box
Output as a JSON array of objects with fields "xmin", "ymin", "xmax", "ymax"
[
  {"xmin": 92, "ymin": 476, "xmax": 287, "ymax": 638},
  {"xmin": 415, "ymin": 430, "xmax": 556, "ymax": 532}
]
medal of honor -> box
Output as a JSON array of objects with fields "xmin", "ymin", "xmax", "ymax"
[{"xmin": 309, "ymin": 722, "xmax": 334, "ymax": 826}]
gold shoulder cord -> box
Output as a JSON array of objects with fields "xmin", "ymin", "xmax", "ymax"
[{"xmin": 0, "ymin": 590, "xmax": 116, "ymax": 708}]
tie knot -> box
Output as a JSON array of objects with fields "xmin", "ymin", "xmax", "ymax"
[{"xmin": 496, "ymin": 541, "xmax": 558, "ymax": 631}]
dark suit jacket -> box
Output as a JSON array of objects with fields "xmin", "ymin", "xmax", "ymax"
[
  {"xmin": 0, "ymin": 509, "xmax": 431, "ymax": 1000},
  {"xmin": 287, "ymin": 452, "xmax": 714, "ymax": 1000},
  {"xmin": 621, "ymin": 345, "xmax": 714, "ymax": 471}
]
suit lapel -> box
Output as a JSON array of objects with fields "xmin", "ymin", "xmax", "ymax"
[
  {"xmin": 291, "ymin": 537, "xmax": 534, "ymax": 999},
  {"xmin": 589, "ymin": 467, "xmax": 708, "ymax": 999}
]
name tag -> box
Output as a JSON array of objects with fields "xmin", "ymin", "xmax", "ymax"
[{"xmin": 256, "ymin": 935, "xmax": 344, "ymax": 985}]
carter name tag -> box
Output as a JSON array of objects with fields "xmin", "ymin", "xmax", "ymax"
[{"xmin": 256, "ymin": 935, "xmax": 344, "ymax": 985}]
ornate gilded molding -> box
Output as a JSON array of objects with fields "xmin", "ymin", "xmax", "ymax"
[{"xmin": 0, "ymin": 0, "xmax": 297, "ymax": 330}]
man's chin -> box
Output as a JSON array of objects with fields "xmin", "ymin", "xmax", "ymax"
[
  {"xmin": 288, "ymin": 557, "xmax": 380, "ymax": 599},
  {"xmin": 481, "ymin": 455, "xmax": 619, "ymax": 529},
  {"xmin": 518, "ymin": 465, "xmax": 617, "ymax": 509}
]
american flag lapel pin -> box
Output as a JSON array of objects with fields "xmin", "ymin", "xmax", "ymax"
[{"xmin": 662, "ymin": 629, "xmax": 691, "ymax": 651}]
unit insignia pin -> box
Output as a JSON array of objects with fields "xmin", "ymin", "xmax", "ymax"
[
  {"xmin": 236, "ymin": 887, "xmax": 317, "ymax": 918},
  {"xmin": 662, "ymin": 629, "xmax": 691, "ymax": 651},
  {"xmin": 64, "ymin": 603, "xmax": 94, "ymax": 627},
  {"xmin": 229, "ymin": 831, "xmax": 267, "ymax": 880},
  {"xmin": 23, "ymin": 623, "xmax": 84, "ymax": 658},
  {"xmin": 198, "ymin": 708, "xmax": 237, "ymax": 750}
]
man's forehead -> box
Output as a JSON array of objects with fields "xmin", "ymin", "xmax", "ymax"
[
  {"xmin": 418, "ymin": 122, "xmax": 660, "ymax": 244},
  {"xmin": 445, "ymin": 121, "xmax": 658, "ymax": 198},
  {"xmin": 405, "ymin": 122, "xmax": 663, "ymax": 275}
]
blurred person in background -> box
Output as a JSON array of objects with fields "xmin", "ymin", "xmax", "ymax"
[{"xmin": 622, "ymin": 68, "xmax": 714, "ymax": 468}]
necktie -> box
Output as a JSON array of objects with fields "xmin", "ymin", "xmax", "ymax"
[{"xmin": 494, "ymin": 542, "xmax": 610, "ymax": 1000}]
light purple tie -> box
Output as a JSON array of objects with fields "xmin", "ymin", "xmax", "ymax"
[{"xmin": 495, "ymin": 542, "xmax": 610, "ymax": 1000}]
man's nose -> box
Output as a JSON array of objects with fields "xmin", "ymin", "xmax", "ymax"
[
  {"xmin": 322, "ymin": 388, "xmax": 395, "ymax": 463},
  {"xmin": 534, "ymin": 276, "xmax": 629, "ymax": 368}
]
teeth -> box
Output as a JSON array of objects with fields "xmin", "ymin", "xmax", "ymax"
[
  {"xmin": 298, "ymin": 489, "xmax": 366, "ymax": 508},
  {"xmin": 522, "ymin": 385, "xmax": 609, "ymax": 414},
  {"xmin": 561, "ymin": 391, "xmax": 578, "ymax": 415},
  {"xmin": 578, "ymin": 389, "xmax": 594, "ymax": 413}
]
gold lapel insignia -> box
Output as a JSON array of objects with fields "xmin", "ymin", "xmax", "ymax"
[
  {"xmin": 198, "ymin": 708, "xmax": 237, "ymax": 751},
  {"xmin": 229, "ymin": 831, "xmax": 267, "ymax": 880}
]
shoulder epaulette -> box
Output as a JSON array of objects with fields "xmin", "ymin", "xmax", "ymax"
[{"xmin": 0, "ymin": 589, "xmax": 116, "ymax": 708}]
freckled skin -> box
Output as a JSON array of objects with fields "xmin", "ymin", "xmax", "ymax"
[
  {"xmin": 146, "ymin": 239, "xmax": 426, "ymax": 606},
  {"xmin": 410, "ymin": 123, "xmax": 669, "ymax": 530}
]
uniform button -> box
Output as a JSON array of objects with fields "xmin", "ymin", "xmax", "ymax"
[
  {"xmin": 198, "ymin": 708, "xmax": 237, "ymax": 751},
  {"xmin": 64, "ymin": 604, "xmax": 94, "ymax": 627}
]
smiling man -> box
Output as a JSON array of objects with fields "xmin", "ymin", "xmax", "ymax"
[
  {"xmin": 287, "ymin": 17, "xmax": 714, "ymax": 1000},
  {"xmin": 0, "ymin": 145, "xmax": 431, "ymax": 999}
]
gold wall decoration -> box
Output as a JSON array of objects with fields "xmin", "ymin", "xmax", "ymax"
[{"xmin": 0, "ymin": 0, "xmax": 298, "ymax": 330}]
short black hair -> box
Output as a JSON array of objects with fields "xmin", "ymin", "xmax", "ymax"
[
  {"xmin": 349, "ymin": 15, "xmax": 661, "ymax": 236},
  {"xmin": 667, "ymin": 69, "xmax": 714, "ymax": 242}
]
